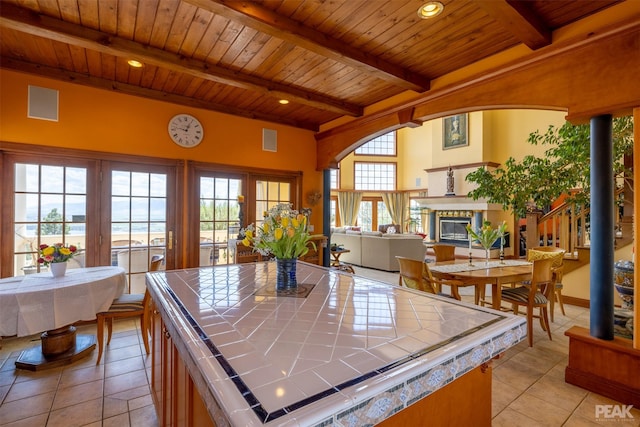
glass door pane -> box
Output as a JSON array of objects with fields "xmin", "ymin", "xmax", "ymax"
[
  {"xmin": 357, "ymin": 201, "xmax": 372, "ymax": 232},
  {"xmin": 255, "ymin": 180, "xmax": 290, "ymax": 228},
  {"xmin": 199, "ymin": 177, "xmax": 242, "ymax": 266},
  {"xmin": 111, "ymin": 170, "xmax": 167, "ymax": 293},
  {"xmin": 13, "ymin": 163, "xmax": 87, "ymax": 275}
]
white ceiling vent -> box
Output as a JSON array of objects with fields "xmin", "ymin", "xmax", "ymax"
[
  {"xmin": 28, "ymin": 85, "xmax": 59, "ymax": 122},
  {"xmin": 262, "ymin": 128, "xmax": 277, "ymax": 152}
]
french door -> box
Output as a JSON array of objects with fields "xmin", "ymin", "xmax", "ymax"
[
  {"xmin": 101, "ymin": 161, "xmax": 178, "ymax": 294},
  {"xmin": 6, "ymin": 155, "xmax": 98, "ymax": 277},
  {"xmin": 2, "ymin": 151, "xmax": 178, "ymax": 293},
  {"xmin": 189, "ymin": 164, "xmax": 301, "ymax": 266}
]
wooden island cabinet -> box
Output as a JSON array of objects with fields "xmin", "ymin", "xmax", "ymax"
[
  {"xmin": 150, "ymin": 299, "xmax": 214, "ymax": 427},
  {"xmin": 147, "ymin": 262, "xmax": 525, "ymax": 426}
]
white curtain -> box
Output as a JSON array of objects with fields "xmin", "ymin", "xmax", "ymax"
[
  {"xmin": 337, "ymin": 191, "xmax": 363, "ymax": 226},
  {"xmin": 382, "ymin": 192, "xmax": 409, "ymax": 232}
]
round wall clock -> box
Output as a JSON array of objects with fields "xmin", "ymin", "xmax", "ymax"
[{"xmin": 168, "ymin": 114, "xmax": 204, "ymax": 148}]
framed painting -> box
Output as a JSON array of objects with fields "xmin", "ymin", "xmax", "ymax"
[{"xmin": 443, "ymin": 114, "xmax": 468, "ymax": 149}]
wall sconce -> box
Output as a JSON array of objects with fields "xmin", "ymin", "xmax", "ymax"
[{"xmin": 306, "ymin": 191, "xmax": 322, "ymax": 206}]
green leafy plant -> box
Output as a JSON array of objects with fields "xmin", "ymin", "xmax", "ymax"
[
  {"xmin": 465, "ymin": 117, "xmax": 634, "ymax": 218},
  {"xmin": 466, "ymin": 221, "xmax": 507, "ymax": 249}
]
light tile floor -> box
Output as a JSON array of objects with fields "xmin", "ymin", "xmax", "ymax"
[
  {"xmin": 0, "ymin": 320, "xmax": 157, "ymax": 427},
  {"xmin": 0, "ymin": 266, "xmax": 638, "ymax": 426}
]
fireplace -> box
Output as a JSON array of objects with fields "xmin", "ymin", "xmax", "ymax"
[{"xmin": 439, "ymin": 217, "xmax": 471, "ymax": 244}]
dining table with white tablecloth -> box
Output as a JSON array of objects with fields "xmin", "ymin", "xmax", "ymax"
[{"xmin": 0, "ymin": 266, "xmax": 126, "ymax": 338}]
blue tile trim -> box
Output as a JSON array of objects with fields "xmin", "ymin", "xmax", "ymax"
[{"xmin": 158, "ymin": 279, "xmax": 511, "ymax": 424}]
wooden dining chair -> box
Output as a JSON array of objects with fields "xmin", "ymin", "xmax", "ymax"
[
  {"xmin": 432, "ymin": 244, "xmax": 456, "ymax": 262},
  {"xmin": 500, "ymin": 257, "xmax": 554, "ymax": 347},
  {"xmin": 396, "ymin": 256, "xmax": 462, "ymax": 300},
  {"xmin": 235, "ymin": 241, "xmax": 263, "ymax": 263},
  {"xmin": 432, "ymin": 244, "xmax": 487, "ymax": 304},
  {"xmin": 96, "ymin": 254, "xmax": 164, "ymax": 364},
  {"xmin": 527, "ymin": 247, "xmax": 566, "ymax": 322}
]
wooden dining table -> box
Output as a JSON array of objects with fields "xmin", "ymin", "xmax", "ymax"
[{"xmin": 429, "ymin": 259, "xmax": 532, "ymax": 310}]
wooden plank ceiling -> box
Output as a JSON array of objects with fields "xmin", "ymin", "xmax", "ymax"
[{"xmin": 0, "ymin": 0, "xmax": 621, "ymax": 131}]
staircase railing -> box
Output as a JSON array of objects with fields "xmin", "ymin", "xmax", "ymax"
[{"xmin": 531, "ymin": 188, "xmax": 627, "ymax": 256}]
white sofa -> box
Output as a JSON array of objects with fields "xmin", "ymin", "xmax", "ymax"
[{"xmin": 330, "ymin": 229, "xmax": 426, "ymax": 272}]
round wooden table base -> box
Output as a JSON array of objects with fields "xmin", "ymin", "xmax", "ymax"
[{"xmin": 15, "ymin": 325, "xmax": 96, "ymax": 371}]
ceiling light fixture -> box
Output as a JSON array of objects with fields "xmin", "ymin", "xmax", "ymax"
[
  {"xmin": 417, "ymin": 2, "xmax": 444, "ymax": 19},
  {"xmin": 127, "ymin": 59, "xmax": 144, "ymax": 68},
  {"xmin": 279, "ymin": 99, "xmax": 289, "ymax": 105}
]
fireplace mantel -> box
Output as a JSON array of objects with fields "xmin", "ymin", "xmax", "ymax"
[{"xmin": 414, "ymin": 196, "xmax": 503, "ymax": 212}]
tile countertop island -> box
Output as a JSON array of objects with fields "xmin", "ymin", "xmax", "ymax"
[{"xmin": 146, "ymin": 262, "xmax": 526, "ymax": 427}]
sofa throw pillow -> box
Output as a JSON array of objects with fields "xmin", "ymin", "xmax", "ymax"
[
  {"xmin": 362, "ymin": 231, "xmax": 383, "ymax": 237},
  {"xmin": 527, "ymin": 249, "xmax": 564, "ymax": 268}
]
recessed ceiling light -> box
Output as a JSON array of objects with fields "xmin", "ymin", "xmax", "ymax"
[
  {"xmin": 279, "ymin": 99, "xmax": 289, "ymax": 105},
  {"xmin": 127, "ymin": 59, "xmax": 143, "ymax": 68},
  {"xmin": 418, "ymin": 2, "xmax": 444, "ymax": 19}
]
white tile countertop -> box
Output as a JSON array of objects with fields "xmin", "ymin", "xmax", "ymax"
[{"xmin": 146, "ymin": 261, "xmax": 526, "ymax": 426}]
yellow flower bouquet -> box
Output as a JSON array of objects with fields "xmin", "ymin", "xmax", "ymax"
[{"xmin": 241, "ymin": 203, "xmax": 314, "ymax": 259}]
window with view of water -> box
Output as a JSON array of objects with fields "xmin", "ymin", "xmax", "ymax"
[
  {"xmin": 13, "ymin": 163, "xmax": 87, "ymax": 275},
  {"xmin": 111, "ymin": 170, "xmax": 168, "ymax": 294}
]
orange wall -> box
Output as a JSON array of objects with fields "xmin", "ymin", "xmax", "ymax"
[{"xmin": 0, "ymin": 69, "xmax": 324, "ymax": 231}]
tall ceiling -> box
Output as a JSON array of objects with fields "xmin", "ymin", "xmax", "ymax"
[{"xmin": 0, "ymin": 0, "xmax": 623, "ymax": 131}]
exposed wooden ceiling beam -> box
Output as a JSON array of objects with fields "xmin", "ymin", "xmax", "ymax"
[
  {"xmin": 476, "ymin": 0, "xmax": 551, "ymax": 50},
  {"xmin": 0, "ymin": 3, "xmax": 361, "ymax": 117},
  {"xmin": 185, "ymin": 0, "xmax": 431, "ymax": 92},
  {"xmin": 0, "ymin": 58, "xmax": 319, "ymax": 131}
]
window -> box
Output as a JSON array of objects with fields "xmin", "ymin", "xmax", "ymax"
[
  {"xmin": 330, "ymin": 198, "xmax": 337, "ymax": 227},
  {"xmin": 13, "ymin": 162, "xmax": 89, "ymax": 275},
  {"xmin": 355, "ymin": 198, "xmax": 390, "ymax": 232},
  {"xmin": 355, "ymin": 131, "xmax": 396, "ymax": 156},
  {"xmin": 3, "ymin": 152, "xmax": 177, "ymax": 283},
  {"xmin": 354, "ymin": 162, "xmax": 396, "ymax": 191},
  {"xmin": 330, "ymin": 169, "xmax": 339, "ymax": 190},
  {"xmin": 357, "ymin": 201, "xmax": 372, "ymax": 232},
  {"xmin": 377, "ymin": 201, "xmax": 392, "ymax": 226},
  {"xmin": 255, "ymin": 180, "xmax": 291, "ymax": 227},
  {"xmin": 111, "ymin": 169, "xmax": 170, "ymax": 293},
  {"xmin": 199, "ymin": 176, "xmax": 242, "ymax": 266}
]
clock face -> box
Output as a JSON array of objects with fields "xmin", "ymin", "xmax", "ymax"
[{"xmin": 168, "ymin": 114, "xmax": 204, "ymax": 148}]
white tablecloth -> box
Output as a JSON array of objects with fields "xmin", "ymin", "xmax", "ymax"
[{"xmin": 0, "ymin": 266, "xmax": 126, "ymax": 337}]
